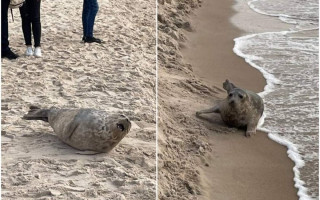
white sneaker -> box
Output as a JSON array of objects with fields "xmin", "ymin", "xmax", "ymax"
[
  {"xmin": 34, "ymin": 47, "xmax": 42, "ymax": 57},
  {"xmin": 25, "ymin": 46, "xmax": 33, "ymax": 56}
]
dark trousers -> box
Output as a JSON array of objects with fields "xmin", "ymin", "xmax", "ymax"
[
  {"xmin": 1, "ymin": 0, "xmax": 10, "ymax": 53},
  {"xmin": 19, "ymin": 0, "xmax": 41, "ymax": 47},
  {"xmin": 82, "ymin": 0, "xmax": 99, "ymax": 37}
]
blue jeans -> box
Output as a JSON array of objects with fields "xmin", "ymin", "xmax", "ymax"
[{"xmin": 82, "ymin": 0, "xmax": 99, "ymax": 38}]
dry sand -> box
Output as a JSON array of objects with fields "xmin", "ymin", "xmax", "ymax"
[
  {"xmin": 158, "ymin": 0, "xmax": 217, "ymax": 198},
  {"xmin": 2, "ymin": 0, "xmax": 156, "ymax": 199},
  {"xmin": 159, "ymin": 0, "xmax": 298, "ymax": 199}
]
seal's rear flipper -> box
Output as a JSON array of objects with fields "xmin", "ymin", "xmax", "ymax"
[
  {"xmin": 75, "ymin": 150, "xmax": 102, "ymax": 155},
  {"xmin": 223, "ymin": 79, "xmax": 237, "ymax": 93},
  {"xmin": 23, "ymin": 106, "xmax": 49, "ymax": 122}
]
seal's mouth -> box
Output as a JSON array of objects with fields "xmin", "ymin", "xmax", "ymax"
[
  {"xmin": 229, "ymin": 100, "xmax": 235, "ymax": 105},
  {"xmin": 117, "ymin": 123, "xmax": 125, "ymax": 131}
]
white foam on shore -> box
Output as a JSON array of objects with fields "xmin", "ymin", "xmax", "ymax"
[
  {"xmin": 233, "ymin": 31, "xmax": 288, "ymax": 98},
  {"xmin": 248, "ymin": 0, "xmax": 319, "ymax": 30},
  {"xmin": 248, "ymin": 0, "xmax": 292, "ymax": 19},
  {"xmin": 233, "ymin": 32, "xmax": 314, "ymax": 200},
  {"xmin": 248, "ymin": 0, "xmax": 291, "ymax": 19}
]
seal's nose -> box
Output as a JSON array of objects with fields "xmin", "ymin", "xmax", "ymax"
[
  {"xmin": 118, "ymin": 116, "xmax": 131, "ymax": 131},
  {"xmin": 117, "ymin": 123, "xmax": 125, "ymax": 131}
]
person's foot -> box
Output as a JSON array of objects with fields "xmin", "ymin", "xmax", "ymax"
[
  {"xmin": 34, "ymin": 47, "xmax": 42, "ymax": 57},
  {"xmin": 26, "ymin": 46, "xmax": 33, "ymax": 56},
  {"xmin": 1, "ymin": 49, "xmax": 19, "ymax": 60},
  {"xmin": 83, "ymin": 36, "xmax": 102, "ymax": 44}
]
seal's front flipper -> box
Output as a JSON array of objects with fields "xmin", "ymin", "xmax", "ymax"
[
  {"xmin": 23, "ymin": 106, "xmax": 50, "ymax": 122},
  {"xmin": 223, "ymin": 79, "xmax": 237, "ymax": 94},
  {"xmin": 196, "ymin": 105, "xmax": 220, "ymax": 117},
  {"xmin": 245, "ymin": 122, "xmax": 257, "ymax": 137}
]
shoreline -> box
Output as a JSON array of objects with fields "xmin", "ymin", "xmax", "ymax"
[
  {"xmin": 232, "ymin": 0, "xmax": 319, "ymax": 198},
  {"xmin": 181, "ymin": 0, "xmax": 266, "ymax": 93},
  {"xmin": 181, "ymin": 0, "xmax": 299, "ymax": 199}
]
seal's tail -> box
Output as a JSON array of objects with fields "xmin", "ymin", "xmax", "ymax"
[
  {"xmin": 23, "ymin": 106, "xmax": 49, "ymax": 122},
  {"xmin": 223, "ymin": 79, "xmax": 237, "ymax": 93}
]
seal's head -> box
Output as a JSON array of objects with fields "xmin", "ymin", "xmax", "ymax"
[
  {"xmin": 227, "ymin": 88, "xmax": 248, "ymax": 108},
  {"xmin": 98, "ymin": 114, "xmax": 132, "ymax": 152}
]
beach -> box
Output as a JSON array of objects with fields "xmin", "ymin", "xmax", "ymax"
[
  {"xmin": 1, "ymin": 0, "xmax": 318, "ymax": 199},
  {"xmin": 1, "ymin": 0, "xmax": 156, "ymax": 199},
  {"xmin": 159, "ymin": 0, "xmax": 302, "ymax": 199}
]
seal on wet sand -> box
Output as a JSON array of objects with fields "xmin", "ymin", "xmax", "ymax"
[
  {"xmin": 23, "ymin": 106, "xmax": 131, "ymax": 152},
  {"xmin": 196, "ymin": 80, "xmax": 264, "ymax": 137}
]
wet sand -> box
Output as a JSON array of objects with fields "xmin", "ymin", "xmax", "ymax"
[
  {"xmin": 181, "ymin": 0, "xmax": 266, "ymax": 93},
  {"xmin": 199, "ymin": 130, "xmax": 298, "ymax": 200},
  {"xmin": 181, "ymin": 0, "xmax": 298, "ymax": 199}
]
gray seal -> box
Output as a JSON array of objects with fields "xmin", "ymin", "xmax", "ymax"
[
  {"xmin": 23, "ymin": 106, "xmax": 131, "ymax": 152},
  {"xmin": 196, "ymin": 80, "xmax": 264, "ymax": 137}
]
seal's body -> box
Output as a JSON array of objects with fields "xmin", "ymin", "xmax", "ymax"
[
  {"xmin": 23, "ymin": 106, "xmax": 131, "ymax": 152},
  {"xmin": 196, "ymin": 80, "xmax": 264, "ymax": 137}
]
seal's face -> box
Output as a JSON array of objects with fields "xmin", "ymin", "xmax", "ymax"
[
  {"xmin": 96, "ymin": 114, "xmax": 132, "ymax": 152},
  {"xmin": 227, "ymin": 88, "xmax": 248, "ymax": 108}
]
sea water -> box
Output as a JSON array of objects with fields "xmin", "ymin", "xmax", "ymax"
[{"xmin": 233, "ymin": 0, "xmax": 319, "ymax": 199}]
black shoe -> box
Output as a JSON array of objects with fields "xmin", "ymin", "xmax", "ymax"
[
  {"xmin": 2, "ymin": 49, "xmax": 19, "ymax": 60},
  {"xmin": 83, "ymin": 36, "xmax": 102, "ymax": 44}
]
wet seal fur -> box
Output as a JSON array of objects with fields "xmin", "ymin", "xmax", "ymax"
[
  {"xmin": 23, "ymin": 106, "xmax": 131, "ymax": 152},
  {"xmin": 196, "ymin": 80, "xmax": 264, "ymax": 137}
]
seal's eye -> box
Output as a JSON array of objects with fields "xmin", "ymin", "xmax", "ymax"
[
  {"xmin": 228, "ymin": 93, "xmax": 233, "ymax": 97},
  {"xmin": 239, "ymin": 94, "xmax": 244, "ymax": 99},
  {"xmin": 117, "ymin": 123, "xmax": 125, "ymax": 131}
]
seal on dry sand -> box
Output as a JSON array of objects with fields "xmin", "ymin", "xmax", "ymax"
[
  {"xmin": 23, "ymin": 106, "xmax": 131, "ymax": 153},
  {"xmin": 196, "ymin": 80, "xmax": 264, "ymax": 137}
]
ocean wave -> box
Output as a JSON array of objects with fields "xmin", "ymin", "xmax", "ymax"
[
  {"xmin": 248, "ymin": 0, "xmax": 319, "ymax": 30},
  {"xmin": 233, "ymin": 27, "xmax": 318, "ymax": 199}
]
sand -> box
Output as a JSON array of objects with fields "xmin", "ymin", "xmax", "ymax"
[
  {"xmin": 2, "ymin": 0, "xmax": 156, "ymax": 199},
  {"xmin": 181, "ymin": 1, "xmax": 266, "ymax": 92},
  {"xmin": 159, "ymin": 0, "xmax": 298, "ymax": 199}
]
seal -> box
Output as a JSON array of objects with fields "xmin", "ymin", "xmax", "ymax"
[
  {"xmin": 196, "ymin": 80, "xmax": 264, "ymax": 137},
  {"xmin": 23, "ymin": 106, "xmax": 131, "ymax": 152}
]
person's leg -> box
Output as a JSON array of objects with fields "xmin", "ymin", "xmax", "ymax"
[
  {"xmin": 19, "ymin": 1, "xmax": 32, "ymax": 47},
  {"xmin": 1, "ymin": 0, "xmax": 19, "ymax": 59},
  {"xmin": 82, "ymin": 0, "xmax": 90, "ymax": 38},
  {"xmin": 87, "ymin": 0, "xmax": 99, "ymax": 37},
  {"xmin": 83, "ymin": 0, "xmax": 102, "ymax": 43},
  {"xmin": 2, "ymin": 0, "xmax": 10, "ymax": 53},
  {"xmin": 30, "ymin": 0, "xmax": 41, "ymax": 47}
]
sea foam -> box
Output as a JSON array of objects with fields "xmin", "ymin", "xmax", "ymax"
[{"xmin": 233, "ymin": 28, "xmax": 318, "ymax": 199}]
